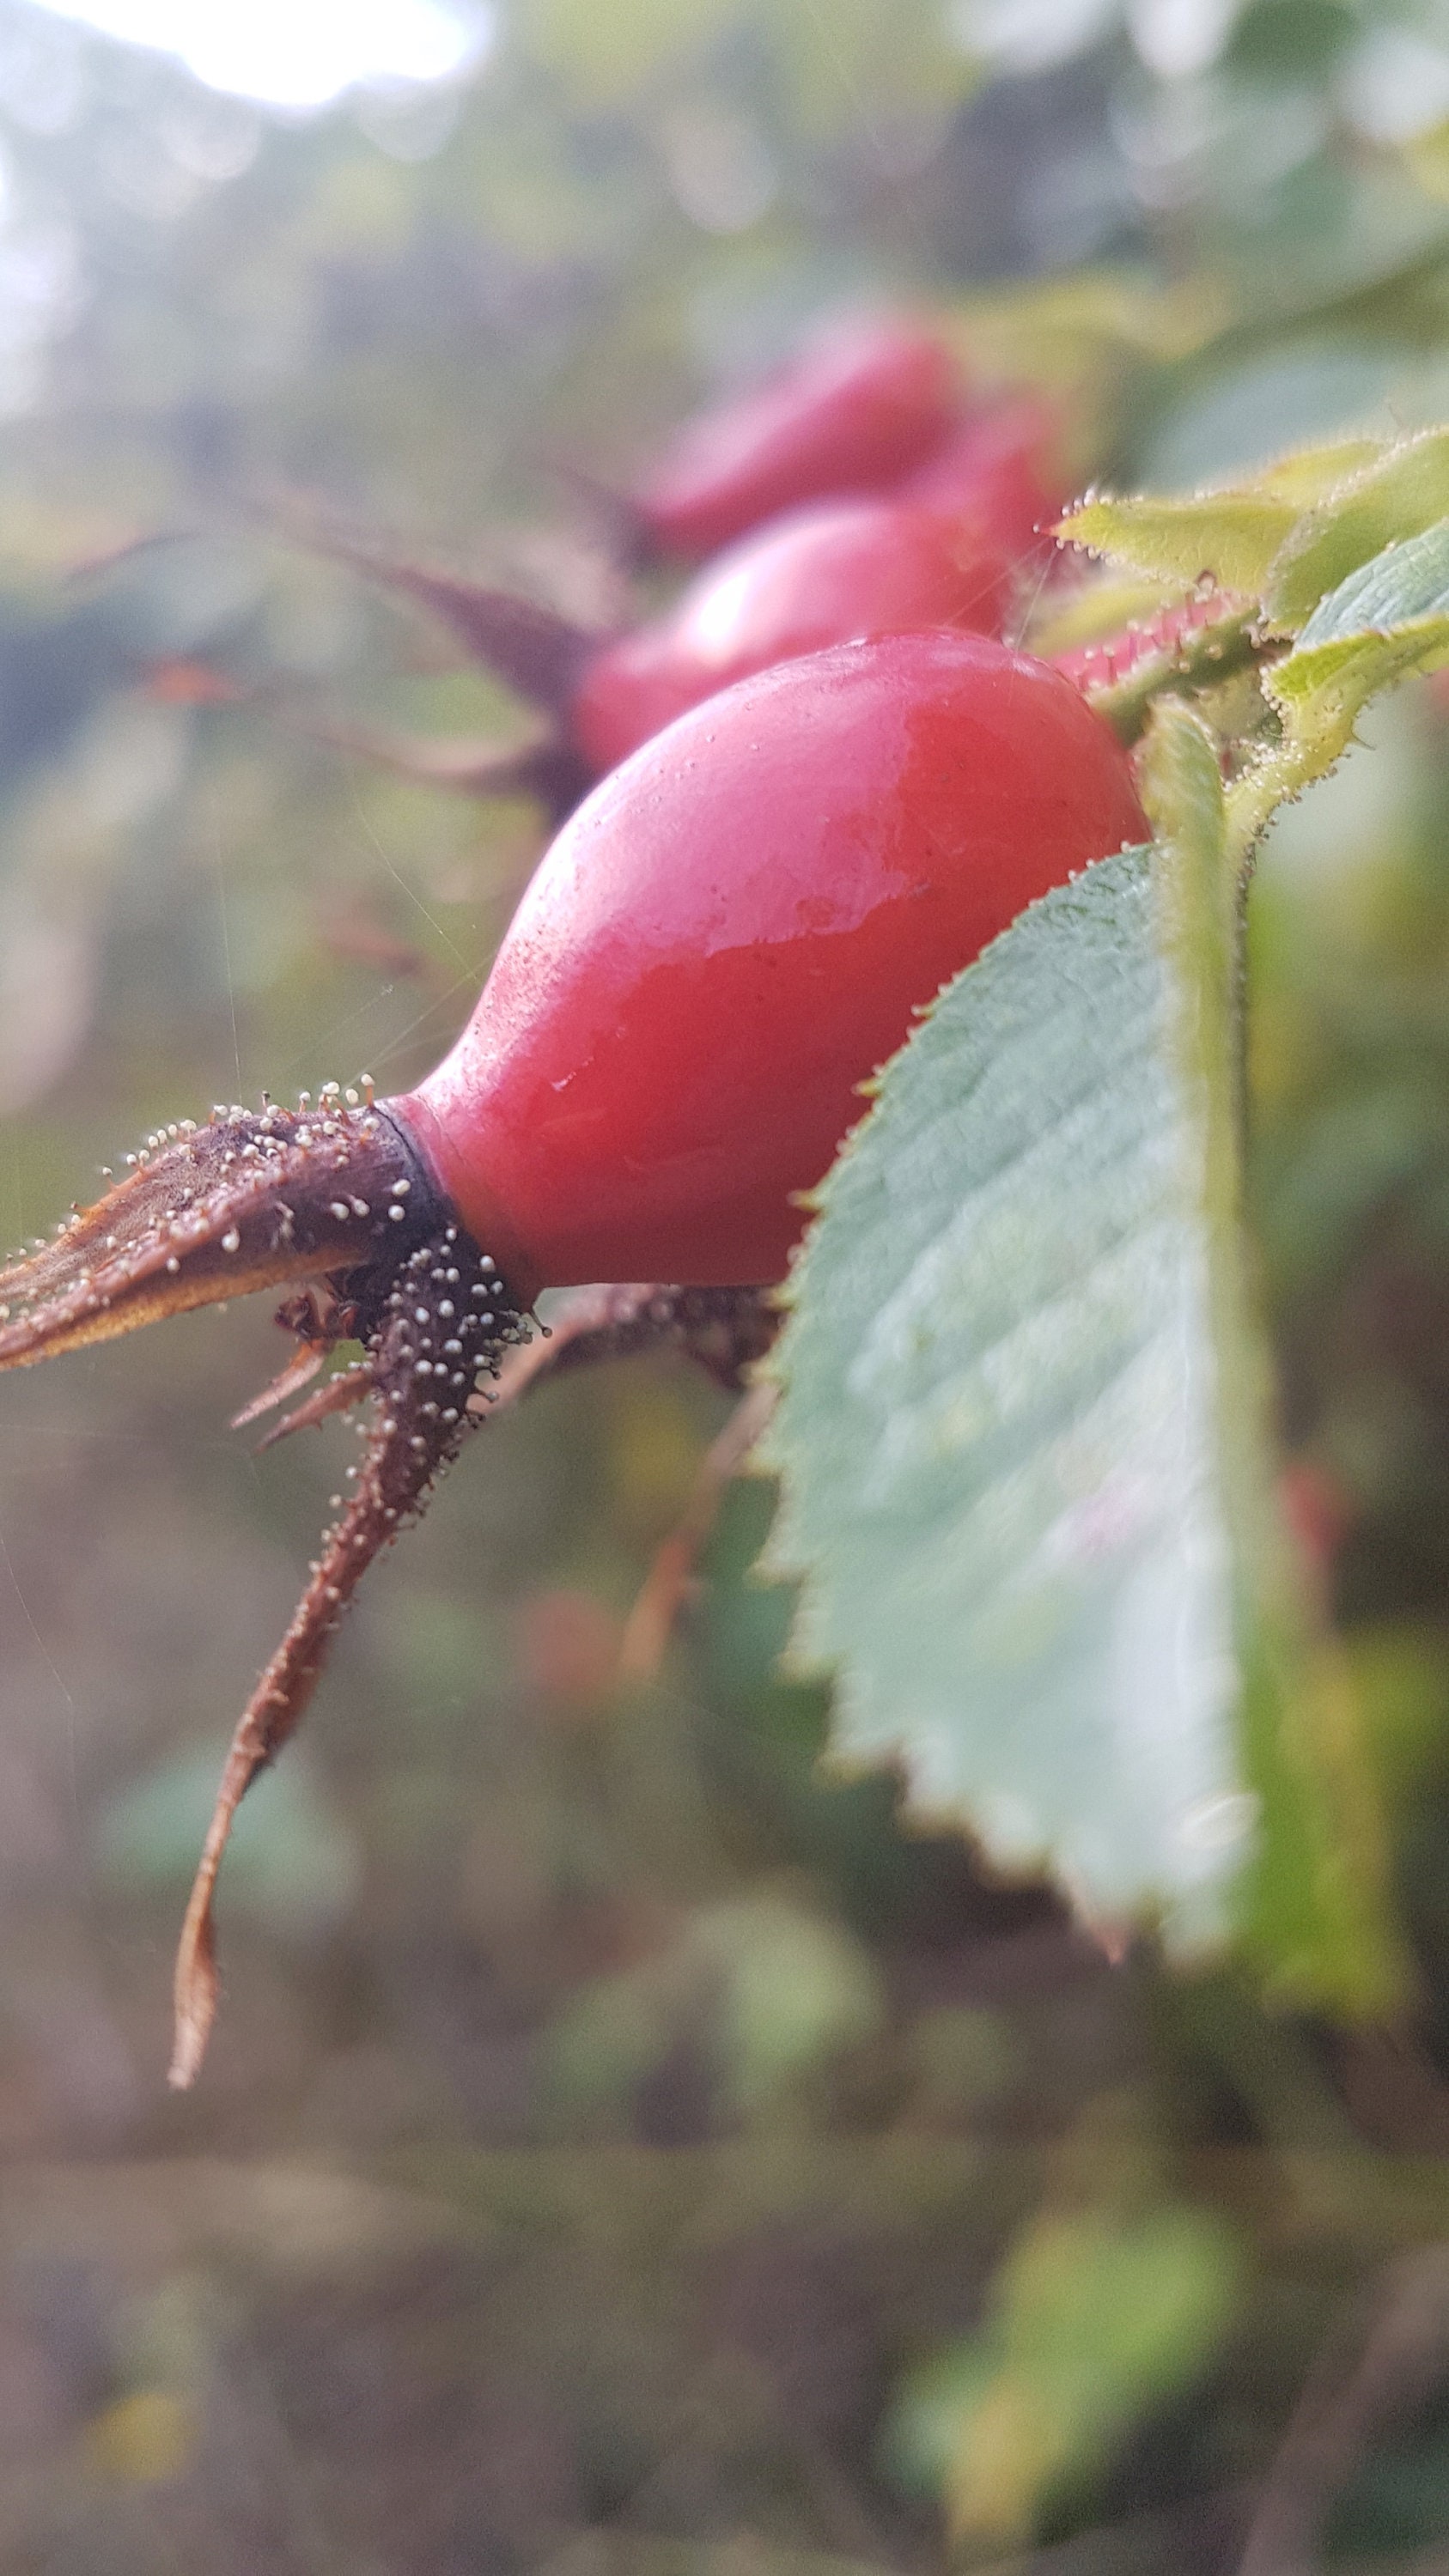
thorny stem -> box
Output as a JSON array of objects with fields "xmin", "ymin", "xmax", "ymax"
[
  {"xmin": 1073, "ymin": 593, "xmax": 1273, "ymax": 747},
  {"xmin": 173, "ymin": 1279, "xmax": 776, "ymax": 2082}
]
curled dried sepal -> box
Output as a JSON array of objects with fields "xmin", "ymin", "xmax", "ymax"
[
  {"xmin": 0, "ymin": 1097, "xmax": 426, "ymax": 1371},
  {"xmin": 0, "ymin": 1090, "xmax": 532, "ymax": 2085},
  {"xmin": 170, "ymin": 1214, "xmax": 528, "ymax": 2087},
  {"xmin": 272, "ymin": 511, "xmax": 600, "ymax": 715},
  {"xmin": 265, "ymin": 703, "xmax": 594, "ymax": 826}
]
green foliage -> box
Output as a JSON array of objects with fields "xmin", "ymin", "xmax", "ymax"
[
  {"xmin": 1062, "ymin": 428, "xmax": 1449, "ymax": 623},
  {"xmin": 513, "ymin": 0, "xmax": 979, "ymax": 133},
  {"xmin": 883, "ymin": 2201, "xmax": 1241, "ymax": 2546},
  {"xmin": 544, "ymin": 1886, "xmax": 885, "ymax": 2132}
]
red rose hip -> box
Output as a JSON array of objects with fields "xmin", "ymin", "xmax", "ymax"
[
  {"xmin": 636, "ymin": 314, "xmax": 959, "ymax": 559},
  {"xmin": 903, "ymin": 392, "xmax": 1066, "ymax": 559},
  {"xmin": 404, "ymin": 630, "xmax": 1147, "ymax": 1288},
  {"xmin": 569, "ymin": 495, "xmax": 1014, "ymax": 774}
]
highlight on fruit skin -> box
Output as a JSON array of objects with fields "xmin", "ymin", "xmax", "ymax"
[{"xmin": 0, "ymin": 1087, "xmax": 533, "ymax": 2088}]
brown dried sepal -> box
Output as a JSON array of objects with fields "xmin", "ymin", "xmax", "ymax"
[
  {"xmin": 0, "ymin": 1094, "xmax": 428, "ymax": 1372},
  {"xmin": 273, "ymin": 509, "xmax": 602, "ymax": 714}
]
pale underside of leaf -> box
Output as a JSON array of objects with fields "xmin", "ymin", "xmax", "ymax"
[
  {"xmin": 765, "ymin": 838, "xmax": 1246, "ymax": 1943},
  {"xmin": 764, "ymin": 708, "xmax": 1400, "ymax": 2007}
]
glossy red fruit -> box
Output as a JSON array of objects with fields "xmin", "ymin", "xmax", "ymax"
[
  {"xmin": 636, "ymin": 315, "xmax": 959, "ymax": 560},
  {"xmin": 403, "ymin": 629, "xmax": 1148, "ymax": 1291},
  {"xmin": 903, "ymin": 393, "xmax": 1065, "ymax": 560},
  {"xmin": 570, "ymin": 495, "xmax": 1014, "ymax": 774}
]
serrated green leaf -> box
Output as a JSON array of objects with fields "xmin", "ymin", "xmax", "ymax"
[
  {"xmin": 1294, "ymin": 517, "xmax": 1449, "ymax": 650},
  {"xmin": 1267, "ymin": 429, "xmax": 1449, "ymax": 623},
  {"xmin": 1059, "ymin": 493, "xmax": 1300, "ymax": 597},
  {"xmin": 1255, "ymin": 436, "xmax": 1388, "ymax": 506},
  {"xmin": 1281, "ymin": 519, "xmax": 1449, "ymax": 719},
  {"xmin": 1058, "ymin": 428, "xmax": 1449, "ymax": 617},
  {"xmin": 1236, "ymin": 522, "xmax": 1449, "ymax": 838},
  {"xmin": 764, "ymin": 706, "xmax": 1402, "ymax": 2009}
]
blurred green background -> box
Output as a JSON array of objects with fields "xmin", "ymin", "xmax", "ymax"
[{"xmin": 3, "ymin": 0, "xmax": 1449, "ymax": 2566}]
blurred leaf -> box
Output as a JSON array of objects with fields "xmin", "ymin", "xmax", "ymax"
[
  {"xmin": 769, "ymin": 0, "xmax": 981, "ymax": 136},
  {"xmin": 514, "ymin": 0, "xmax": 742, "ymax": 106},
  {"xmin": 1061, "ymin": 489, "xmax": 1301, "ymax": 593},
  {"xmin": 1267, "ymin": 429, "xmax": 1449, "ymax": 622},
  {"xmin": 954, "ymin": 270, "xmax": 1227, "ymax": 382},
  {"xmin": 97, "ymin": 1745, "xmax": 360, "ymax": 1931},
  {"xmin": 86, "ymin": 2389, "xmax": 194, "ymax": 2487},
  {"xmin": 765, "ymin": 704, "xmax": 1403, "ymax": 2008},
  {"xmin": 543, "ymin": 1889, "xmax": 885, "ymax": 2129},
  {"xmin": 1226, "ymin": 0, "xmax": 1357, "ymax": 82},
  {"xmin": 883, "ymin": 2203, "xmax": 1241, "ymax": 2545},
  {"xmin": 1266, "ymin": 519, "xmax": 1449, "ymax": 736},
  {"xmin": 1138, "ymin": 348, "xmax": 1429, "ymax": 489},
  {"xmin": 1344, "ymin": 1625, "xmax": 1449, "ymax": 1811},
  {"xmin": 513, "ymin": 0, "xmax": 976, "ymax": 134},
  {"xmin": 1406, "ymin": 117, "xmax": 1449, "ymax": 203},
  {"xmin": 697, "ymin": 1891, "xmax": 885, "ymax": 2121}
]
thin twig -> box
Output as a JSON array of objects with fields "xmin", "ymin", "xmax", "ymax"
[
  {"xmin": 617, "ymin": 1380, "xmax": 776, "ymax": 1684},
  {"xmin": 1239, "ymin": 2251, "xmax": 1449, "ymax": 2576}
]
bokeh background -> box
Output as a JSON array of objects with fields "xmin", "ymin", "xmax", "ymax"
[{"xmin": 2, "ymin": 0, "xmax": 1449, "ymax": 2566}]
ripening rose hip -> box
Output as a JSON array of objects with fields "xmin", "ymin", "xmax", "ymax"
[
  {"xmin": 569, "ymin": 495, "xmax": 1014, "ymax": 774},
  {"xmin": 337, "ymin": 373, "xmax": 1066, "ymax": 811},
  {"xmin": 636, "ymin": 314, "xmax": 959, "ymax": 559},
  {"xmin": 405, "ymin": 631, "xmax": 1146, "ymax": 1286},
  {"xmin": 0, "ymin": 628, "xmax": 1144, "ymax": 2081},
  {"xmin": 902, "ymin": 393, "xmax": 1065, "ymax": 560}
]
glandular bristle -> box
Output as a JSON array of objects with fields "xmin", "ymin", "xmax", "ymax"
[{"xmin": 170, "ymin": 1210, "xmax": 528, "ymax": 2088}]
